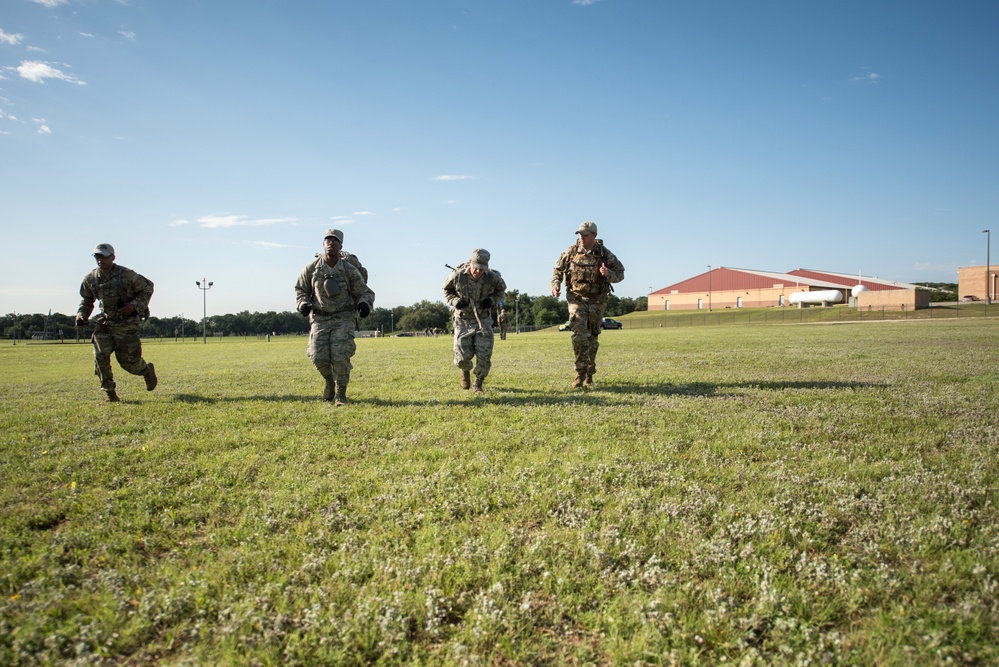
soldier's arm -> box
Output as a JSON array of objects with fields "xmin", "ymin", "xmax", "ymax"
[
  {"xmin": 442, "ymin": 270, "xmax": 463, "ymax": 307},
  {"xmin": 551, "ymin": 250, "xmax": 569, "ymax": 295},
  {"xmin": 294, "ymin": 263, "xmax": 315, "ymax": 308},
  {"xmin": 127, "ymin": 270, "xmax": 154, "ymax": 313},
  {"xmin": 490, "ymin": 273, "xmax": 507, "ymax": 302},
  {"xmin": 78, "ymin": 276, "xmax": 96, "ymax": 320},
  {"xmin": 603, "ymin": 249, "xmax": 625, "ymax": 284},
  {"xmin": 348, "ymin": 264, "xmax": 375, "ymax": 310}
]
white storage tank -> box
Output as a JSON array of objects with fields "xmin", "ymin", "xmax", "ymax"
[{"xmin": 789, "ymin": 290, "xmax": 844, "ymax": 306}]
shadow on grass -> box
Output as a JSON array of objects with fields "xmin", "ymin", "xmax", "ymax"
[{"xmin": 171, "ymin": 380, "xmax": 884, "ymax": 407}]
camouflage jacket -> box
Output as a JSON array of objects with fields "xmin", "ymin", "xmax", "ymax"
[
  {"xmin": 78, "ymin": 264, "xmax": 154, "ymax": 322},
  {"xmin": 314, "ymin": 251, "xmax": 368, "ymax": 282},
  {"xmin": 295, "ymin": 254, "xmax": 375, "ymax": 318},
  {"xmin": 551, "ymin": 240, "xmax": 624, "ymax": 300},
  {"xmin": 443, "ymin": 263, "xmax": 507, "ymax": 322}
]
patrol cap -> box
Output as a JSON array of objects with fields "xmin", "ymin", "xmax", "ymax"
[
  {"xmin": 93, "ymin": 243, "xmax": 115, "ymax": 257},
  {"xmin": 470, "ymin": 248, "xmax": 490, "ymax": 270},
  {"xmin": 575, "ymin": 221, "xmax": 597, "ymax": 236},
  {"xmin": 323, "ymin": 229, "xmax": 344, "ymax": 243}
]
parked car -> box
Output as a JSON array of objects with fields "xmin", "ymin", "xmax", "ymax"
[
  {"xmin": 558, "ymin": 321, "xmax": 571, "ymax": 331},
  {"xmin": 601, "ymin": 318, "xmax": 623, "ymax": 329},
  {"xmin": 961, "ymin": 295, "xmax": 980, "ymax": 302}
]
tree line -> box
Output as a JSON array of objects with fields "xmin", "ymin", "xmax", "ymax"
[{"xmin": 2, "ymin": 292, "xmax": 647, "ymax": 340}]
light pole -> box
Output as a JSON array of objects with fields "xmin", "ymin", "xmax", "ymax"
[
  {"xmin": 707, "ymin": 265, "xmax": 712, "ymax": 312},
  {"xmin": 390, "ymin": 311, "xmax": 394, "ymax": 334},
  {"xmin": 984, "ymin": 229, "xmax": 991, "ymax": 311},
  {"xmin": 195, "ymin": 279, "xmax": 213, "ymax": 343},
  {"xmin": 515, "ymin": 293, "xmax": 520, "ymax": 334}
]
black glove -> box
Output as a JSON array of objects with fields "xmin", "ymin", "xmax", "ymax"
[
  {"xmin": 357, "ymin": 302, "xmax": 370, "ymax": 318},
  {"xmin": 75, "ymin": 316, "xmax": 88, "ymax": 328},
  {"xmin": 481, "ymin": 297, "xmax": 493, "ymax": 309},
  {"xmin": 298, "ymin": 303, "xmax": 312, "ymax": 318},
  {"xmin": 455, "ymin": 298, "xmax": 469, "ymax": 309}
]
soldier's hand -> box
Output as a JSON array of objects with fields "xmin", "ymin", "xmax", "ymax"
[
  {"xmin": 481, "ymin": 297, "xmax": 493, "ymax": 309},
  {"xmin": 118, "ymin": 303, "xmax": 136, "ymax": 316},
  {"xmin": 357, "ymin": 302, "xmax": 370, "ymax": 318},
  {"xmin": 75, "ymin": 316, "xmax": 88, "ymax": 328},
  {"xmin": 455, "ymin": 298, "xmax": 469, "ymax": 309},
  {"xmin": 551, "ymin": 287, "xmax": 561, "ymax": 298},
  {"xmin": 599, "ymin": 262, "xmax": 609, "ymax": 277},
  {"xmin": 298, "ymin": 303, "xmax": 312, "ymax": 317}
]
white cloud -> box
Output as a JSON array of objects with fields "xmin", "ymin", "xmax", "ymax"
[
  {"xmin": 196, "ymin": 215, "xmax": 296, "ymax": 228},
  {"xmin": 33, "ymin": 117, "xmax": 51, "ymax": 134},
  {"xmin": 31, "ymin": 0, "xmax": 70, "ymax": 8},
  {"xmin": 353, "ymin": 211, "xmax": 373, "ymax": 216},
  {"xmin": 16, "ymin": 60, "xmax": 86, "ymax": 85},
  {"xmin": 79, "ymin": 32, "xmax": 95, "ymax": 39},
  {"xmin": 850, "ymin": 68, "xmax": 880, "ymax": 84},
  {"xmin": 573, "ymin": 0, "xmax": 601, "ymax": 5},
  {"xmin": 0, "ymin": 29, "xmax": 24, "ymax": 46},
  {"xmin": 169, "ymin": 219, "xmax": 192, "ymax": 227},
  {"xmin": 248, "ymin": 241, "xmax": 288, "ymax": 249},
  {"xmin": 433, "ymin": 174, "xmax": 474, "ymax": 181},
  {"xmin": 118, "ymin": 30, "xmax": 135, "ymax": 41}
]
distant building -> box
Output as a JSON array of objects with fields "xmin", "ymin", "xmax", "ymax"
[
  {"xmin": 649, "ymin": 267, "xmax": 929, "ymax": 311},
  {"xmin": 958, "ymin": 265, "xmax": 995, "ymax": 303}
]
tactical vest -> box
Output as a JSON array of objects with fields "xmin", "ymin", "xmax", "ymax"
[
  {"xmin": 566, "ymin": 242, "xmax": 608, "ymax": 299},
  {"xmin": 90, "ymin": 267, "xmax": 149, "ymax": 320}
]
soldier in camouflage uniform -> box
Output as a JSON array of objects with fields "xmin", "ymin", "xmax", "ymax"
[
  {"xmin": 295, "ymin": 229, "xmax": 375, "ymax": 406},
  {"xmin": 443, "ymin": 249, "xmax": 507, "ymax": 394},
  {"xmin": 76, "ymin": 243, "xmax": 158, "ymax": 402},
  {"xmin": 551, "ymin": 221, "xmax": 625, "ymax": 388}
]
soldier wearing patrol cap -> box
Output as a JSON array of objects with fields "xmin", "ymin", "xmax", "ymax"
[
  {"xmin": 443, "ymin": 248, "xmax": 506, "ymax": 394},
  {"xmin": 295, "ymin": 229, "xmax": 375, "ymax": 405},
  {"xmin": 76, "ymin": 243, "xmax": 158, "ymax": 402},
  {"xmin": 551, "ymin": 221, "xmax": 625, "ymax": 388}
]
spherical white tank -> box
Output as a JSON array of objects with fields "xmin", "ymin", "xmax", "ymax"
[
  {"xmin": 789, "ymin": 290, "xmax": 844, "ymax": 305},
  {"xmin": 851, "ymin": 284, "xmax": 869, "ymax": 298}
]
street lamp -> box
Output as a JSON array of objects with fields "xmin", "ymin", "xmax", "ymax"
[
  {"xmin": 515, "ymin": 293, "xmax": 520, "ymax": 334},
  {"xmin": 195, "ymin": 279, "xmax": 213, "ymax": 344},
  {"xmin": 984, "ymin": 229, "xmax": 991, "ymax": 311}
]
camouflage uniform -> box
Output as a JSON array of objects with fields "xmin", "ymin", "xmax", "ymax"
[
  {"xmin": 497, "ymin": 308, "xmax": 508, "ymax": 340},
  {"xmin": 77, "ymin": 252, "xmax": 156, "ymax": 400},
  {"xmin": 551, "ymin": 224, "xmax": 625, "ymax": 383},
  {"xmin": 295, "ymin": 246, "xmax": 374, "ymax": 403},
  {"xmin": 443, "ymin": 250, "xmax": 506, "ymax": 392}
]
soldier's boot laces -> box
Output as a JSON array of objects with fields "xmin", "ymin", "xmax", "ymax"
[
  {"xmin": 334, "ymin": 385, "xmax": 347, "ymax": 407},
  {"xmin": 460, "ymin": 370, "xmax": 471, "ymax": 390},
  {"xmin": 143, "ymin": 363, "xmax": 157, "ymax": 391},
  {"xmin": 473, "ymin": 377, "xmax": 484, "ymax": 395},
  {"xmin": 323, "ymin": 377, "xmax": 335, "ymax": 401},
  {"xmin": 571, "ymin": 374, "xmax": 585, "ymax": 389},
  {"xmin": 583, "ymin": 374, "xmax": 594, "ymax": 388},
  {"xmin": 105, "ymin": 389, "xmax": 120, "ymax": 403}
]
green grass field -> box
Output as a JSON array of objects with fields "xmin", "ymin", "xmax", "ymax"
[{"xmin": 2, "ymin": 319, "xmax": 997, "ymax": 665}]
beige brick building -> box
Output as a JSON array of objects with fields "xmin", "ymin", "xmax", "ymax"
[{"xmin": 958, "ymin": 265, "xmax": 996, "ymax": 303}]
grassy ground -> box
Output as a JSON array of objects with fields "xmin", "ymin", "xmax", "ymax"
[{"xmin": 1, "ymin": 319, "xmax": 997, "ymax": 665}]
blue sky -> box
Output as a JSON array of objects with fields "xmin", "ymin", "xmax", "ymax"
[{"xmin": 2, "ymin": 0, "xmax": 997, "ymax": 318}]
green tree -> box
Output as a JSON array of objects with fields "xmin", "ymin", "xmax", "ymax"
[{"xmin": 397, "ymin": 300, "xmax": 450, "ymax": 332}]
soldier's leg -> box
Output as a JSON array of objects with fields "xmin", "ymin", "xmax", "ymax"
[
  {"xmin": 307, "ymin": 325, "xmax": 336, "ymax": 400},
  {"xmin": 91, "ymin": 327, "xmax": 117, "ymax": 395},
  {"xmin": 585, "ymin": 302, "xmax": 606, "ymax": 383},
  {"xmin": 472, "ymin": 329, "xmax": 494, "ymax": 393},
  {"xmin": 329, "ymin": 322, "xmax": 357, "ymax": 405},
  {"xmin": 453, "ymin": 321, "xmax": 475, "ymax": 388},
  {"xmin": 568, "ymin": 302, "xmax": 593, "ymax": 381}
]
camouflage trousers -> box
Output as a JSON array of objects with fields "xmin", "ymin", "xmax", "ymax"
[
  {"xmin": 567, "ymin": 295, "xmax": 606, "ymax": 376},
  {"xmin": 452, "ymin": 318, "xmax": 494, "ymax": 379},
  {"xmin": 92, "ymin": 320, "xmax": 149, "ymax": 391},
  {"xmin": 307, "ymin": 314, "xmax": 356, "ymax": 386}
]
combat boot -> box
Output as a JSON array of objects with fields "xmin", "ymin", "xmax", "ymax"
[
  {"xmin": 143, "ymin": 363, "xmax": 157, "ymax": 391},
  {"xmin": 334, "ymin": 385, "xmax": 347, "ymax": 407},
  {"xmin": 583, "ymin": 373, "xmax": 594, "ymax": 388},
  {"xmin": 322, "ymin": 377, "xmax": 335, "ymax": 401},
  {"xmin": 460, "ymin": 369, "xmax": 471, "ymax": 390},
  {"xmin": 105, "ymin": 389, "xmax": 120, "ymax": 403},
  {"xmin": 571, "ymin": 373, "xmax": 585, "ymax": 388},
  {"xmin": 472, "ymin": 376, "xmax": 484, "ymax": 395}
]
